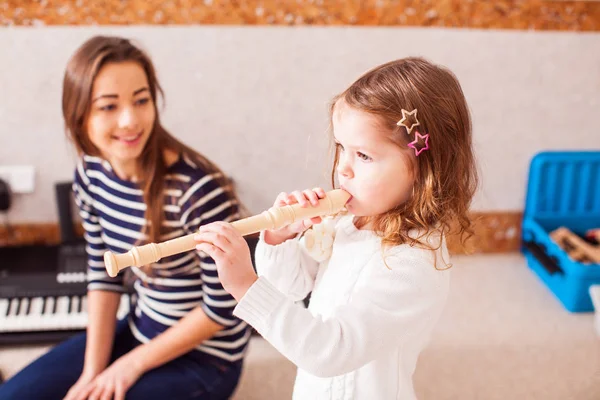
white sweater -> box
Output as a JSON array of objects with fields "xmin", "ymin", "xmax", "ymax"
[{"xmin": 234, "ymin": 216, "xmax": 450, "ymax": 399}]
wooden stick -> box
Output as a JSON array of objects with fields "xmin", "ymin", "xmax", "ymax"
[
  {"xmin": 104, "ymin": 189, "xmax": 350, "ymax": 277},
  {"xmin": 550, "ymin": 227, "xmax": 600, "ymax": 265}
]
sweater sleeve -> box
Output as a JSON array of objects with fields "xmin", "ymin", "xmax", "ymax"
[
  {"xmin": 179, "ymin": 172, "xmax": 241, "ymax": 327},
  {"xmin": 233, "ymin": 249, "xmax": 449, "ymax": 378},
  {"xmin": 254, "ymin": 231, "xmax": 320, "ymax": 302},
  {"xmin": 72, "ymin": 161, "xmax": 126, "ymax": 293}
]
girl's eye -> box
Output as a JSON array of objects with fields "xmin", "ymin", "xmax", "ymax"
[
  {"xmin": 136, "ymin": 97, "xmax": 150, "ymax": 106},
  {"xmin": 357, "ymin": 152, "xmax": 372, "ymax": 162},
  {"xmin": 99, "ymin": 104, "xmax": 117, "ymax": 112}
]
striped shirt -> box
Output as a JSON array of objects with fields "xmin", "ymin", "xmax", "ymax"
[{"xmin": 72, "ymin": 154, "xmax": 250, "ymax": 364}]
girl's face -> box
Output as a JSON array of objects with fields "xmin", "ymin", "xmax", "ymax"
[
  {"xmin": 86, "ymin": 61, "xmax": 155, "ymax": 172},
  {"xmin": 333, "ymin": 101, "xmax": 416, "ymax": 220}
]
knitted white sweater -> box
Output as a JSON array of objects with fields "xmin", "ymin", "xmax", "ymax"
[{"xmin": 234, "ymin": 216, "xmax": 450, "ymax": 399}]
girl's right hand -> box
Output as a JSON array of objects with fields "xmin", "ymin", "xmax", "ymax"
[{"xmin": 264, "ymin": 188, "xmax": 327, "ymax": 245}]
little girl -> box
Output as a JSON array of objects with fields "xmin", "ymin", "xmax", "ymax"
[{"xmin": 195, "ymin": 57, "xmax": 478, "ymax": 399}]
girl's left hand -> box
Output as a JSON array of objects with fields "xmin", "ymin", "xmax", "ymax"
[
  {"xmin": 76, "ymin": 355, "xmax": 144, "ymax": 400},
  {"xmin": 194, "ymin": 222, "xmax": 257, "ymax": 301}
]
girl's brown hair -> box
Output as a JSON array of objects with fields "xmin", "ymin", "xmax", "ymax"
[
  {"xmin": 63, "ymin": 35, "xmax": 238, "ymax": 243},
  {"xmin": 330, "ymin": 57, "xmax": 478, "ymax": 255}
]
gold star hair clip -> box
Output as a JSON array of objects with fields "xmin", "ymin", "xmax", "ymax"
[{"xmin": 396, "ymin": 108, "xmax": 420, "ymax": 135}]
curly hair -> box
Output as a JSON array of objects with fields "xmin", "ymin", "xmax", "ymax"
[{"xmin": 329, "ymin": 57, "xmax": 478, "ymax": 263}]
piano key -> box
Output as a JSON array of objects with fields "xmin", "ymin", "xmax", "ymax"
[
  {"xmin": 69, "ymin": 296, "xmax": 83, "ymax": 328},
  {"xmin": 30, "ymin": 297, "xmax": 44, "ymax": 316},
  {"xmin": 0, "ymin": 299, "xmax": 9, "ymax": 317},
  {"xmin": 55, "ymin": 296, "xmax": 70, "ymax": 329},
  {"xmin": 1, "ymin": 299, "xmax": 20, "ymax": 332},
  {"xmin": 37, "ymin": 297, "xmax": 56, "ymax": 331},
  {"xmin": 44, "ymin": 297, "xmax": 55, "ymax": 315},
  {"xmin": 0, "ymin": 293, "xmax": 131, "ymax": 335},
  {"xmin": 76, "ymin": 295, "xmax": 83, "ymax": 313},
  {"xmin": 8, "ymin": 298, "xmax": 19, "ymax": 317},
  {"xmin": 15, "ymin": 298, "xmax": 30, "ymax": 330},
  {"xmin": 19, "ymin": 298, "xmax": 30, "ymax": 315}
]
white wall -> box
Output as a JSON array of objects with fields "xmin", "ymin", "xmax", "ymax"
[{"xmin": 0, "ymin": 26, "xmax": 599, "ymax": 222}]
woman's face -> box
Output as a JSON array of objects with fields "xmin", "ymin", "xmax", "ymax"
[{"xmin": 86, "ymin": 61, "xmax": 156, "ymax": 170}]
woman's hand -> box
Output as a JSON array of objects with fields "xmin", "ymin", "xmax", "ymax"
[
  {"xmin": 264, "ymin": 188, "xmax": 327, "ymax": 245},
  {"xmin": 64, "ymin": 369, "xmax": 98, "ymax": 400},
  {"xmin": 194, "ymin": 222, "xmax": 258, "ymax": 301},
  {"xmin": 65, "ymin": 355, "xmax": 144, "ymax": 400}
]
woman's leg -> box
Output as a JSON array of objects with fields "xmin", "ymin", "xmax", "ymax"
[
  {"xmin": 0, "ymin": 319, "xmax": 133, "ymax": 400},
  {"xmin": 126, "ymin": 355, "xmax": 243, "ymax": 400}
]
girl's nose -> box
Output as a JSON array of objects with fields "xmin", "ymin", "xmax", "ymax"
[{"xmin": 337, "ymin": 155, "xmax": 354, "ymax": 179}]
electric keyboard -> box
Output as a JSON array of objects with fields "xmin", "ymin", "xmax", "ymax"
[{"xmin": 0, "ymin": 243, "xmax": 131, "ymax": 344}]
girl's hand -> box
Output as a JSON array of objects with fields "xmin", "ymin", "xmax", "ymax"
[
  {"xmin": 194, "ymin": 222, "xmax": 257, "ymax": 301},
  {"xmin": 265, "ymin": 188, "xmax": 327, "ymax": 245},
  {"xmin": 68, "ymin": 355, "xmax": 144, "ymax": 400}
]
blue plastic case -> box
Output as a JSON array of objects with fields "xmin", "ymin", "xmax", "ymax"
[{"xmin": 521, "ymin": 151, "xmax": 600, "ymax": 312}]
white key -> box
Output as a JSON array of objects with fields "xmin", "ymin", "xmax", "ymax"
[
  {"xmin": 69, "ymin": 296, "xmax": 82, "ymax": 329},
  {"xmin": 81, "ymin": 295, "xmax": 88, "ymax": 313},
  {"xmin": 40, "ymin": 297, "xmax": 56, "ymax": 330},
  {"xmin": 0, "ymin": 298, "xmax": 9, "ymax": 317},
  {"xmin": 73, "ymin": 295, "xmax": 88, "ymax": 327},
  {"xmin": 8, "ymin": 298, "xmax": 19, "ymax": 316},
  {"xmin": 28, "ymin": 297, "xmax": 45, "ymax": 331},
  {"xmin": 80, "ymin": 295, "xmax": 89, "ymax": 326},
  {"xmin": 0, "ymin": 299, "xmax": 11, "ymax": 332},
  {"xmin": 15, "ymin": 298, "xmax": 30, "ymax": 330},
  {"xmin": 43, "ymin": 297, "xmax": 55, "ymax": 315},
  {"xmin": 55, "ymin": 296, "xmax": 70, "ymax": 330},
  {"xmin": 5, "ymin": 299, "xmax": 20, "ymax": 331}
]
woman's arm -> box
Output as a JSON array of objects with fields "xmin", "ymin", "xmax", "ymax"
[
  {"xmin": 82, "ymin": 290, "xmax": 121, "ymax": 375},
  {"xmin": 65, "ymin": 165, "xmax": 127, "ymax": 400},
  {"xmin": 126, "ymin": 306, "xmax": 223, "ymax": 373},
  {"xmin": 73, "ymin": 165, "xmax": 127, "ymax": 373}
]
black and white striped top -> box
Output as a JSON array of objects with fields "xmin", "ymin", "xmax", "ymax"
[{"xmin": 73, "ymin": 154, "xmax": 249, "ymax": 364}]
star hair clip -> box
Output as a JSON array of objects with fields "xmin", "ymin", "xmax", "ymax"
[
  {"xmin": 397, "ymin": 108, "xmax": 420, "ymax": 135},
  {"xmin": 397, "ymin": 108, "xmax": 430, "ymax": 157}
]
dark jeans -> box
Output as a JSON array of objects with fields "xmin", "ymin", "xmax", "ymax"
[{"xmin": 0, "ymin": 319, "xmax": 242, "ymax": 400}]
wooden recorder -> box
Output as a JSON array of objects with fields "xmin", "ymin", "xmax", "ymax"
[{"xmin": 104, "ymin": 189, "xmax": 350, "ymax": 277}]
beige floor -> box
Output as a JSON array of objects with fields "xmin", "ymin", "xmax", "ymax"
[{"xmin": 1, "ymin": 254, "xmax": 599, "ymax": 399}]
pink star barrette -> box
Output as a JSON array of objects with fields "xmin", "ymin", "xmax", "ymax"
[{"xmin": 407, "ymin": 132, "xmax": 430, "ymax": 156}]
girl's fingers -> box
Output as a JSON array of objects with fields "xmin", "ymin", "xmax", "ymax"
[
  {"xmin": 195, "ymin": 231, "xmax": 232, "ymax": 252},
  {"xmin": 291, "ymin": 191, "xmax": 309, "ymax": 207},
  {"xmin": 196, "ymin": 242, "xmax": 225, "ymax": 261},
  {"xmin": 302, "ymin": 190, "xmax": 320, "ymax": 206},
  {"xmin": 275, "ymin": 192, "xmax": 290, "ymax": 207},
  {"xmin": 313, "ymin": 187, "xmax": 326, "ymax": 199},
  {"xmin": 274, "ymin": 189, "xmax": 325, "ymax": 209}
]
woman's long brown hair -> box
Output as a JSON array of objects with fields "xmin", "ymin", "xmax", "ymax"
[
  {"xmin": 330, "ymin": 57, "xmax": 479, "ymax": 259},
  {"xmin": 63, "ymin": 35, "xmax": 239, "ymax": 244}
]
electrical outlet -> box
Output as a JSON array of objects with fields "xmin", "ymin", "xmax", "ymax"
[{"xmin": 0, "ymin": 165, "xmax": 35, "ymax": 193}]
